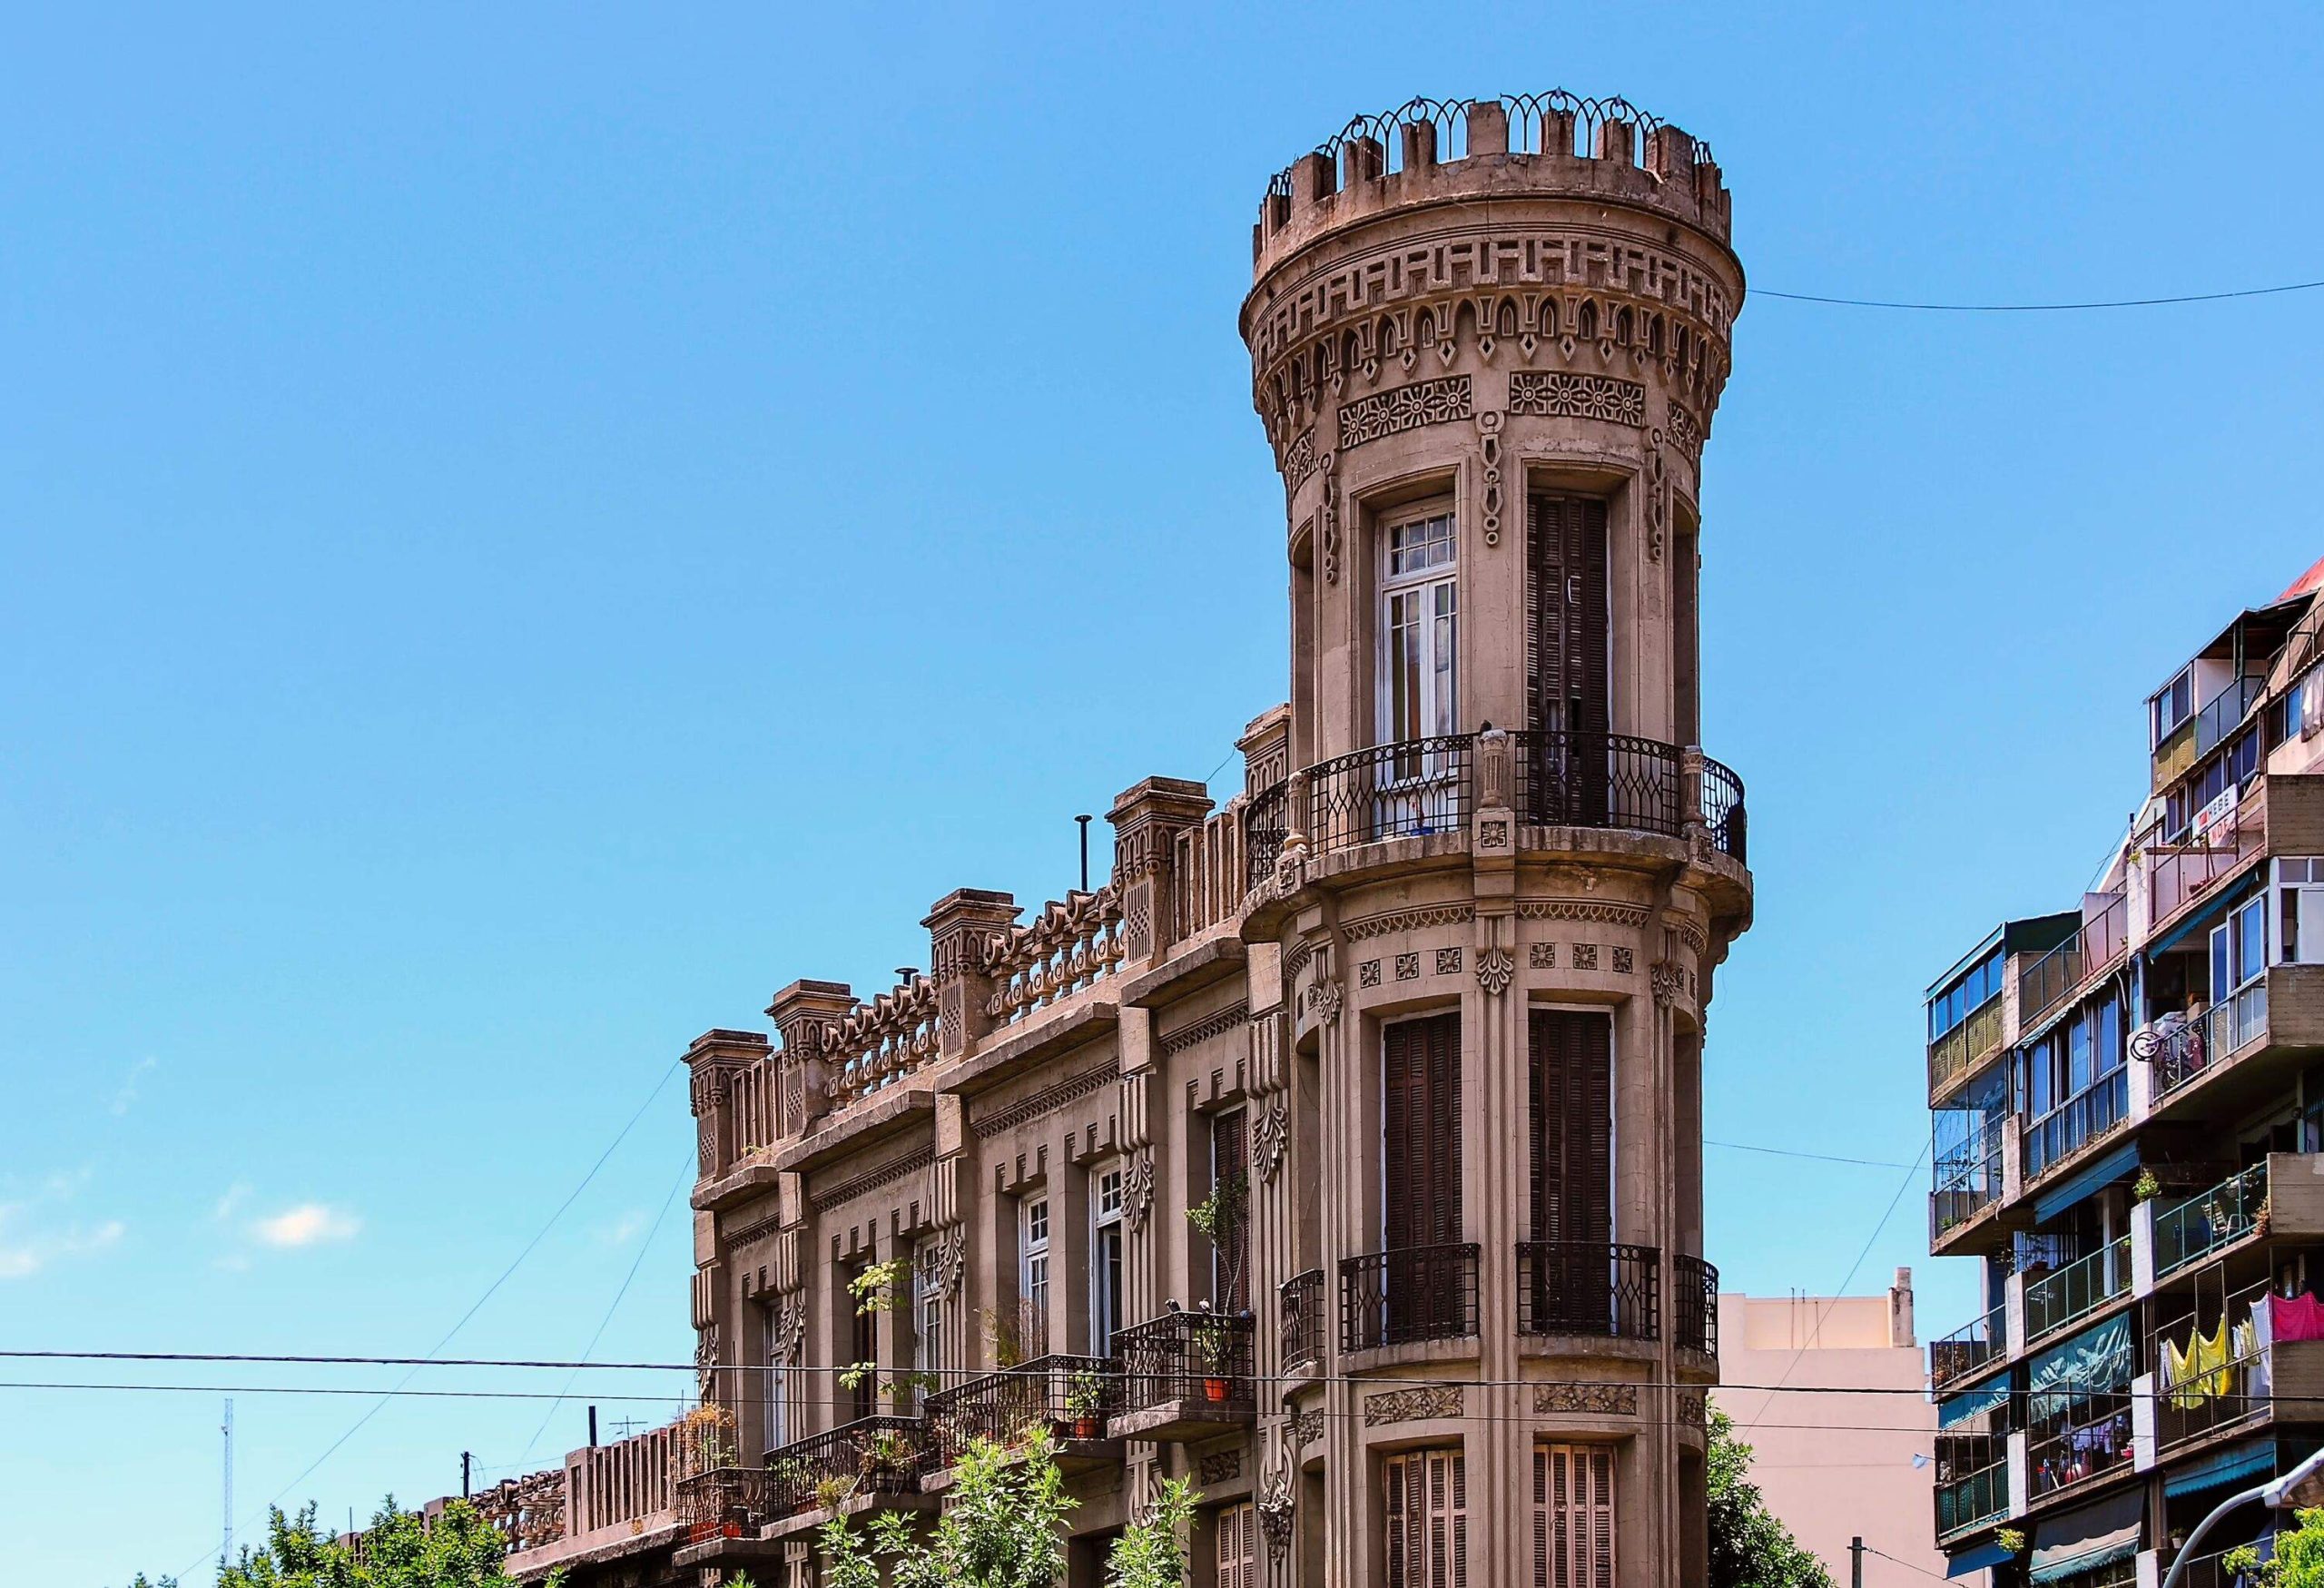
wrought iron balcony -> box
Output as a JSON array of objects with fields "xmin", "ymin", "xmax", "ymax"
[
  {"xmin": 1340, "ymin": 1242, "xmax": 1480, "ymax": 1351},
  {"xmin": 1110, "ymin": 1309, "xmax": 1256, "ymax": 1440},
  {"xmin": 1280, "ymin": 1267, "xmax": 1325, "ymax": 1371},
  {"xmin": 752, "ymin": 1415, "xmax": 934, "ymax": 1521},
  {"xmin": 1243, "ymin": 781, "xmax": 1289, "ymax": 893},
  {"xmin": 1515, "ymin": 1241, "xmax": 1659, "ymax": 1341},
  {"xmin": 921, "ymin": 1355, "xmax": 1120, "ymax": 1463},
  {"xmin": 675, "ymin": 1466, "xmax": 778, "ymax": 1544},
  {"xmin": 1672, "ymin": 1253, "xmax": 1718, "ymax": 1356},
  {"xmin": 1295, "ymin": 732, "xmax": 1747, "ymax": 864}
]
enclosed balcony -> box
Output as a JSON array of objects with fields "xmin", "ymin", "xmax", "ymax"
[
  {"xmin": 1340, "ymin": 1243, "xmax": 1481, "ymax": 1353},
  {"xmin": 1514, "ymin": 1241, "xmax": 1659, "ymax": 1342},
  {"xmin": 1108, "ymin": 1309, "xmax": 1256, "ymax": 1442},
  {"xmin": 1934, "ymin": 1435, "xmax": 2010, "ymax": 1544},
  {"xmin": 2017, "ymin": 893, "xmax": 2128, "ymax": 1033}
]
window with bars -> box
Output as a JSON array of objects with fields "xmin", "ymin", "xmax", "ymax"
[
  {"xmin": 1531, "ymin": 1442, "xmax": 1615, "ymax": 1588},
  {"xmin": 1384, "ymin": 1445, "xmax": 1467, "ymax": 1588},
  {"xmin": 1214, "ymin": 1500, "xmax": 1259, "ymax": 1588}
]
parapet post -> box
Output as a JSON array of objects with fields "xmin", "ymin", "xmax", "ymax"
[
  {"xmin": 684, "ymin": 1028, "xmax": 771, "ymax": 1184},
  {"xmin": 922, "ymin": 888, "xmax": 1019, "ymax": 1062},
  {"xmin": 1108, "ymin": 776, "xmax": 1216, "ymax": 965},
  {"xmin": 765, "ymin": 980, "xmax": 855, "ymax": 1139}
]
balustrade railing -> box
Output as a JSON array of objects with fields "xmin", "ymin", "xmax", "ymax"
[
  {"xmin": 751, "ymin": 1415, "xmax": 934, "ymax": 1521},
  {"xmin": 467, "ymin": 1470, "xmax": 567, "ymax": 1553},
  {"xmin": 565, "ymin": 1416, "xmax": 690, "ymax": 1538},
  {"xmin": 824, "ymin": 976, "xmax": 943, "ymax": 1108},
  {"xmin": 2018, "ymin": 894, "xmax": 2129, "ymax": 1031},
  {"xmin": 1929, "ymin": 1306, "xmax": 2005, "ymax": 1391},
  {"xmin": 1673, "ymin": 1253, "xmax": 1718, "ymax": 1356},
  {"xmin": 1515, "ymin": 1241, "xmax": 1659, "ymax": 1341},
  {"xmin": 923, "ymin": 1355, "xmax": 1120, "ymax": 1457},
  {"xmin": 1243, "ymin": 781, "xmax": 1288, "ymax": 893},
  {"xmin": 1114, "ymin": 1309, "xmax": 1255, "ymax": 1416},
  {"xmin": 1281, "ymin": 1267, "xmax": 1324, "ymax": 1371},
  {"xmin": 1340, "ymin": 1243, "xmax": 1481, "ymax": 1351},
  {"xmin": 2024, "ymin": 1236, "xmax": 2131, "ymax": 1345},
  {"xmin": 2156, "ymin": 1161, "xmax": 2270, "ymax": 1278},
  {"xmin": 2148, "ymin": 981, "xmax": 2272, "ymax": 1101},
  {"xmin": 983, "ymin": 887, "xmax": 1126, "ymax": 1028},
  {"xmin": 2023, "ymin": 1069, "xmax": 2129, "ymax": 1181}
]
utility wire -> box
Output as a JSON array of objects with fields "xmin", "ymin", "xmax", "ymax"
[
  {"xmin": 1705, "ymin": 1138, "xmax": 1915, "ymax": 1169},
  {"xmin": 517, "ymin": 1149, "xmax": 694, "ymax": 1461},
  {"xmin": 1863, "ymin": 1544, "xmax": 1955, "ymax": 1583},
  {"xmin": 174, "ymin": 1058, "xmax": 683, "ymax": 1579},
  {"xmin": 1755, "ymin": 1139, "xmax": 1932, "ymax": 1402},
  {"xmin": 1758, "ymin": 278, "xmax": 2324, "ymax": 311}
]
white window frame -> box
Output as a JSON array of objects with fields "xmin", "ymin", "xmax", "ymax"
[
  {"xmin": 1378, "ymin": 506, "xmax": 1459, "ymax": 749},
  {"xmin": 2277, "ymin": 859, "xmax": 2324, "ymax": 966},
  {"xmin": 762, "ymin": 1302, "xmax": 788, "ymax": 1455},
  {"xmin": 1092, "ymin": 1164, "xmax": 1126, "ymax": 1356},
  {"xmin": 1020, "ymin": 1194, "xmax": 1050, "ymax": 1356}
]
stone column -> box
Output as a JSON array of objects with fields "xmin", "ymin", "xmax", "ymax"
[
  {"xmin": 923, "ymin": 889, "xmax": 1018, "ymax": 1062},
  {"xmin": 1108, "ymin": 776, "xmax": 1215, "ymax": 965}
]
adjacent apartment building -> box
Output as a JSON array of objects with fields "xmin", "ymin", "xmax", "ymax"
[
  {"xmin": 1714, "ymin": 1273, "xmax": 1942, "ymax": 1583},
  {"xmin": 1926, "ymin": 559, "xmax": 2324, "ymax": 1586},
  {"xmin": 456, "ymin": 91, "xmax": 1756, "ymax": 1588}
]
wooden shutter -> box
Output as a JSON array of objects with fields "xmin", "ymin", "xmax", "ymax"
[
  {"xmin": 1216, "ymin": 1502, "xmax": 1256, "ymax": 1588},
  {"xmin": 1527, "ymin": 494, "xmax": 1611, "ymax": 826},
  {"xmin": 1385, "ymin": 1448, "xmax": 1468, "ymax": 1588},
  {"xmin": 1384, "ymin": 1013, "xmax": 1462, "ymax": 1251},
  {"xmin": 1526, "ymin": 494, "xmax": 1610, "ymax": 738},
  {"xmin": 1528, "ymin": 1011, "xmax": 1612, "ymax": 1246},
  {"xmin": 1211, "ymin": 1110, "xmax": 1250, "ymax": 1311},
  {"xmin": 1532, "ymin": 1443, "xmax": 1615, "ymax": 1588}
]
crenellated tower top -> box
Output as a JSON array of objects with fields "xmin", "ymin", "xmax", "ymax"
[{"xmin": 1251, "ymin": 94, "xmax": 1731, "ymax": 281}]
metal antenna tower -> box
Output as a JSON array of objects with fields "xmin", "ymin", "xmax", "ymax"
[{"xmin": 221, "ymin": 1398, "xmax": 235, "ymax": 1572}]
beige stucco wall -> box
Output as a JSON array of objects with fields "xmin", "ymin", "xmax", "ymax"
[{"xmin": 1713, "ymin": 1273, "xmax": 1942, "ymax": 1587}]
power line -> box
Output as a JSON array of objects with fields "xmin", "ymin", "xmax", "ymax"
[
  {"xmin": 1863, "ymin": 1544, "xmax": 1955, "ymax": 1583},
  {"xmin": 1758, "ymin": 1139, "xmax": 1932, "ymax": 1402},
  {"xmin": 1704, "ymin": 1138, "xmax": 1915, "ymax": 1169},
  {"xmin": 1757, "ymin": 278, "xmax": 2324, "ymax": 311},
  {"xmin": 517, "ymin": 1149, "xmax": 694, "ymax": 1461},
  {"xmin": 173, "ymin": 1058, "xmax": 684, "ymax": 1579}
]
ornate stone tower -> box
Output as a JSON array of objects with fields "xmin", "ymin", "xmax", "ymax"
[{"xmin": 1239, "ymin": 95, "xmax": 1752, "ymax": 1586}]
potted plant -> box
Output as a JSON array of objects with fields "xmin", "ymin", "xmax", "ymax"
[
  {"xmin": 814, "ymin": 1474, "xmax": 853, "ymax": 1515},
  {"xmin": 2133, "ymin": 1167, "xmax": 2162, "ymax": 1202},
  {"xmin": 1190, "ymin": 1308, "xmax": 1236, "ymax": 1402},
  {"xmin": 1065, "ymin": 1367, "xmax": 1108, "ymax": 1439},
  {"xmin": 1186, "ymin": 1173, "xmax": 1250, "ymax": 1308},
  {"xmin": 860, "ymin": 1428, "xmax": 916, "ymax": 1484}
]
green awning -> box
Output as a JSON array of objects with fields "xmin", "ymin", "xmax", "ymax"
[
  {"xmin": 2029, "ymin": 1489, "xmax": 2142, "ymax": 1584},
  {"xmin": 2165, "ymin": 1440, "xmax": 2274, "ymax": 1498}
]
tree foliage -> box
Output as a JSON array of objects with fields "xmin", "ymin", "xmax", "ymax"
[
  {"xmin": 819, "ymin": 1433, "xmax": 1076, "ymax": 1588},
  {"xmin": 121, "ymin": 1500, "xmax": 556, "ymax": 1588},
  {"xmin": 1708, "ymin": 1410, "xmax": 1834, "ymax": 1588},
  {"xmin": 1105, "ymin": 1475, "xmax": 1198, "ymax": 1588},
  {"xmin": 2225, "ymin": 1507, "xmax": 2324, "ymax": 1586}
]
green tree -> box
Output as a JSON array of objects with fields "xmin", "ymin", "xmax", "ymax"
[
  {"xmin": 1708, "ymin": 1410, "xmax": 1834, "ymax": 1588},
  {"xmin": 819, "ymin": 1432, "xmax": 1077, "ymax": 1588},
  {"xmin": 2223, "ymin": 1505, "xmax": 2324, "ymax": 1585},
  {"xmin": 1105, "ymin": 1475, "xmax": 1198, "ymax": 1588},
  {"xmin": 122, "ymin": 1498, "xmax": 555, "ymax": 1588}
]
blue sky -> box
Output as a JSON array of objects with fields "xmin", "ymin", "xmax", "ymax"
[{"xmin": 6, "ymin": 3, "xmax": 2324, "ymax": 1579}]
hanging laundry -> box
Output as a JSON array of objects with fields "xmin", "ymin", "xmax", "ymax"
[{"xmin": 2270, "ymin": 1290, "xmax": 2324, "ymax": 1344}]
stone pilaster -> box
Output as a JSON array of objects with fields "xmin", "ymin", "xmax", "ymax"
[
  {"xmin": 923, "ymin": 888, "xmax": 1019, "ymax": 1060},
  {"xmin": 1108, "ymin": 776, "xmax": 1214, "ymax": 964},
  {"xmin": 765, "ymin": 980, "xmax": 853, "ymax": 1139}
]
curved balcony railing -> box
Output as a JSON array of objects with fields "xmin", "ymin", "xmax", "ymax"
[
  {"xmin": 1516, "ymin": 1241, "xmax": 1659, "ymax": 1341},
  {"xmin": 1673, "ymin": 1253, "xmax": 1718, "ymax": 1356},
  {"xmin": 1280, "ymin": 1267, "xmax": 1325, "ymax": 1371},
  {"xmin": 1297, "ymin": 731, "xmax": 1747, "ymax": 863},
  {"xmin": 1340, "ymin": 1242, "xmax": 1481, "ymax": 1351}
]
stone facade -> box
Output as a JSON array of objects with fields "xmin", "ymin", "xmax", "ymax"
[{"xmin": 504, "ymin": 91, "xmax": 1754, "ymax": 1588}]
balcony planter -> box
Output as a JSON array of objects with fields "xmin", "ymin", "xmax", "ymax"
[
  {"xmin": 1203, "ymin": 1376, "xmax": 1230, "ymax": 1403},
  {"xmin": 1073, "ymin": 1414, "xmax": 1104, "ymax": 1438}
]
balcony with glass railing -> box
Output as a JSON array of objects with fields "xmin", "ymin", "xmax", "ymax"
[
  {"xmin": 2023, "ymin": 1069, "xmax": 2130, "ymax": 1184},
  {"xmin": 2024, "ymin": 1236, "xmax": 2131, "ymax": 1346},
  {"xmin": 1929, "ymin": 991, "xmax": 2006, "ymax": 1101},
  {"xmin": 2155, "ymin": 1161, "xmax": 2270, "ymax": 1279},
  {"xmin": 1931, "ymin": 1116, "xmax": 2005, "ymax": 1246}
]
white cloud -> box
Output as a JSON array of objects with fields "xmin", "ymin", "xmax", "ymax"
[
  {"xmin": 213, "ymin": 1182, "xmax": 252, "ymax": 1222},
  {"xmin": 594, "ymin": 1210, "xmax": 647, "ymax": 1247},
  {"xmin": 251, "ymin": 1203, "xmax": 360, "ymax": 1248},
  {"xmin": 0, "ymin": 1204, "xmax": 124, "ymax": 1280},
  {"xmin": 108, "ymin": 1056, "xmax": 158, "ymax": 1116}
]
